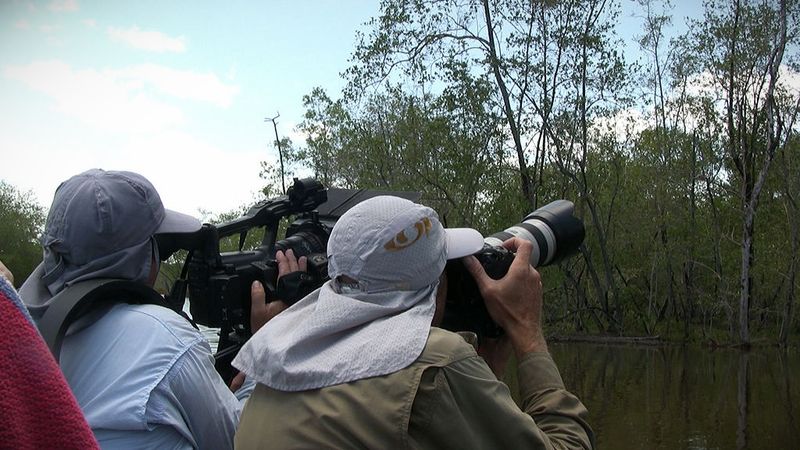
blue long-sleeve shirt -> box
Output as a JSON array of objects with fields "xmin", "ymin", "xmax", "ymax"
[{"xmin": 59, "ymin": 302, "xmax": 254, "ymax": 449}]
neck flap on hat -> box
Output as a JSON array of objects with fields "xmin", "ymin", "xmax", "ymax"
[
  {"xmin": 232, "ymin": 278, "xmax": 438, "ymax": 391},
  {"xmin": 20, "ymin": 238, "xmax": 157, "ymax": 322}
]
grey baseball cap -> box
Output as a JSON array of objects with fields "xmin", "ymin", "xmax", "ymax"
[
  {"xmin": 41, "ymin": 169, "xmax": 200, "ymax": 266},
  {"xmin": 20, "ymin": 169, "xmax": 201, "ymax": 308}
]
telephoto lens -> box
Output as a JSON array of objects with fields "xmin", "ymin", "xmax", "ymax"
[
  {"xmin": 483, "ymin": 200, "xmax": 585, "ymax": 268},
  {"xmin": 443, "ymin": 200, "xmax": 585, "ymax": 337}
]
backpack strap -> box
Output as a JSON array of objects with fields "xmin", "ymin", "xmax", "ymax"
[{"xmin": 39, "ymin": 279, "xmax": 170, "ymax": 362}]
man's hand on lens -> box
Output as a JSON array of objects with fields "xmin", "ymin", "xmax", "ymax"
[
  {"xmin": 276, "ymin": 249, "xmax": 308, "ymax": 279},
  {"xmin": 235, "ymin": 250, "xmax": 309, "ymax": 392},
  {"xmin": 463, "ymin": 237, "xmax": 547, "ymax": 358},
  {"xmin": 250, "ymin": 249, "xmax": 306, "ymax": 333}
]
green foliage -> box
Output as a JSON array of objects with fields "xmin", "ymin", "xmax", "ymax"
[
  {"xmin": 298, "ymin": 80, "xmax": 513, "ymax": 231},
  {"xmin": 0, "ymin": 180, "xmax": 45, "ymax": 287}
]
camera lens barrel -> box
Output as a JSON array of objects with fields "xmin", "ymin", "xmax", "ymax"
[
  {"xmin": 274, "ymin": 231, "xmax": 326, "ymax": 257},
  {"xmin": 273, "ymin": 220, "xmax": 332, "ymax": 258},
  {"xmin": 484, "ymin": 200, "xmax": 584, "ymax": 268},
  {"xmin": 485, "ymin": 219, "xmax": 556, "ymax": 267}
]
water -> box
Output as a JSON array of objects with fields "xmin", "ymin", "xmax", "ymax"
[
  {"xmin": 200, "ymin": 325, "xmax": 220, "ymax": 353},
  {"xmin": 182, "ymin": 300, "xmax": 219, "ymax": 352},
  {"xmin": 181, "ymin": 299, "xmax": 799, "ymax": 447},
  {"xmin": 550, "ymin": 343, "xmax": 800, "ymax": 449}
]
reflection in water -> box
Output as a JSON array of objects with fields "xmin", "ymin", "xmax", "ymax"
[
  {"xmin": 737, "ymin": 352, "xmax": 748, "ymax": 450},
  {"xmin": 549, "ymin": 343, "xmax": 800, "ymax": 450}
]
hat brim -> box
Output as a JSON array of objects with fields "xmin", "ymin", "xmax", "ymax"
[
  {"xmin": 156, "ymin": 209, "xmax": 202, "ymax": 235},
  {"xmin": 444, "ymin": 228, "xmax": 484, "ymax": 260}
]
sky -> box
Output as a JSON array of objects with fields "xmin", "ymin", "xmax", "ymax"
[
  {"xmin": 0, "ymin": 0, "xmax": 380, "ymax": 217},
  {"xmin": 0, "ymin": 0, "xmax": 706, "ymax": 218}
]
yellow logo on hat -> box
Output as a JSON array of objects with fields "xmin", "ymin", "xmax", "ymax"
[{"xmin": 384, "ymin": 217, "xmax": 432, "ymax": 251}]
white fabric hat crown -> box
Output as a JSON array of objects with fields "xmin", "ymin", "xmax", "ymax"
[{"xmin": 327, "ymin": 195, "xmax": 482, "ymax": 293}]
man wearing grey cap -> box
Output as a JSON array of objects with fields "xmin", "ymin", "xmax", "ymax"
[
  {"xmin": 233, "ymin": 195, "xmax": 594, "ymax": 448},
  {"xmin": 19, "ymin": 169, "xmax": 275, "ymax": 449}
]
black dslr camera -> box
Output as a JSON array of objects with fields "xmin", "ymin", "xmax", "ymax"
[
  {"xmin": 159, "ymin": 178, "xmax": 419, "ymax": 380},
  {"xmin": 443, "ymin": 200, "xmax": 585, "ymax": 338}
]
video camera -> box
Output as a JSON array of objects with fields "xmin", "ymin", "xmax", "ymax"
[{"xmin": 159, "ymin": 178, "xmax": 419, "ymax": 381}]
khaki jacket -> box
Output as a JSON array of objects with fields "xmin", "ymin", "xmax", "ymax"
[{"xmin": 236, "ymin": 327, "xmax": 594, "ymax": 449}]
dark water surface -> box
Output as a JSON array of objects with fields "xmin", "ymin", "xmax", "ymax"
[{"xmin": 549, "ymin": 343, "xmax": 800, "ymax": 449}]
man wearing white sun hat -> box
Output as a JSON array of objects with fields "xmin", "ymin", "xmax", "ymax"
[{"xmin": 233, "ymin": 195, "xmax": 594, "ymax": 449}]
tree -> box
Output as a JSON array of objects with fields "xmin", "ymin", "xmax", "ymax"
[
  {"xmin": 0, "ymin": 180, "xmax": 46, "ymax": 287},
  {"xmin": 778, "ymin": 138, "xmax": 800, "ymax": 343},
  {"xmin": 679, "ymin": 0, "xmax": 798, "ymax": 345},
  {"xmin": 298, "ymin": 77, "xmax": 512, "ymax": 230},
  {"xmin": 304, "ymin": 0, "xmax": 632, "ymax": 332},
  {"xmin": 345, "ymin": 0, "xmax": 538, "ymax": 207}
]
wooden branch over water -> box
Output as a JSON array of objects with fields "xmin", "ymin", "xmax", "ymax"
[{"xmin": 550, "ymin": 335, "xmax": 665, "ymax": 345}]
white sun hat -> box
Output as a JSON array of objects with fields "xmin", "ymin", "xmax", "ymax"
[{"xmin": 233, "ymin": 195, "xmax": 484, "ymax": 391}]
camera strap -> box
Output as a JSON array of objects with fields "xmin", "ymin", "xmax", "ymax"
[{"xmin": 38, "ymin": 278, "xmax": 183, "ymax": 362}]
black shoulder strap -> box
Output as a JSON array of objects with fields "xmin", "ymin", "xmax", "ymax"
[{"xmin": 39, "ymin": 279, "xmax": 170, "ymax": 362}]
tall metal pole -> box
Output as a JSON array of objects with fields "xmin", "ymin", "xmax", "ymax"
[{"xmin": 265, "ymin": 113, "xmax": 286, "ymax": 194}]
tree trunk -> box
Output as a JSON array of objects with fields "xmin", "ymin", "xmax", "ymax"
[
  {"xmin": 577, "ymin": 1, "xmax": 621, "ymax": 330},
  {"xmin": 481, "ymin": 0, "xmax": 535, "ymax": 208},
  {"xmin": 684, "ymin": 136, "xmax": 699, "ymax": 338},
  {"xmin": 739, "ymin": 212, "xmax": 754, "ymax": 345},
  {"xmin": 779, "ymin": 156, "xmax": 798, "ymax": 344}
]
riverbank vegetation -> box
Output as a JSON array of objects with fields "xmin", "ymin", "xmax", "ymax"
[{"xmin": 281, "ymin": 0, "xmax": 800, "ymax": 346}]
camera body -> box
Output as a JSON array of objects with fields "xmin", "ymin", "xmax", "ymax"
[
  {"xmin": 186, "ymin": 214, "xmax": 334, "ymax": 331},
  {"xmin": 442, "ymin": 200, "xmax": 585, "ymax": 338}
]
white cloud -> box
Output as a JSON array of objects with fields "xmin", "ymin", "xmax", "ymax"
[
  {"xmin": 127, "ymin": 64, "xmax": 240, "ymax": 108},
  {"xmin": 0, "ymin": 129, "xmax": 270, "ymax": 215},
  {"xmin": 108, "ymin": 26, "xmax": 186, "ymax": 53},
  {"xmin": 284, "ymin": 120, "xmax": 308, "ymax": 145},
  {"xmin": 780, "ymin": 66, "xmax": 800, "ymax": 94},
  {"xmin": 113, "ymin": 131, "xmax": 269, "ymax": 215},
  {"xmin": 14, "ymin": 20, "xmax": 31, "ymax": 30},
  {"xmin": 39, "ymin": 24, "xmax": 59, "ymax": 33},
  {"xmin": 82, "ymin": 18, "xmax": 96, "ymax": 28},
  {"xmin": 592, "ymin": 107, "xmax": 648, "ymax": 141},
  {"xmin": 681, "ymin": 65, "xmax": 800, "ymax": 104},
  {"xmin": 2, "ymin": 60, "xmax": 240, "ymax": 132},
  {"xmin": 597, "ymin": 65, "xmax": 800, "ymax": 142},
  {"xmin": 2, "ymin": 60, "xmax": 253, "ymax": 213},
  {"xmin": 48, "ymin": 0, "xmax": 78, "ymax": 12},
  {"xmin": 3, "ymin": 60, "xmax": 183, "ymax": 133},
  {"xmin": 0, "ymin": 135, "xmax": 98, "ymax": 209},
  {"xmin": 225, "ymin": 66, "xmax": 237, "ymax": 82}
]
